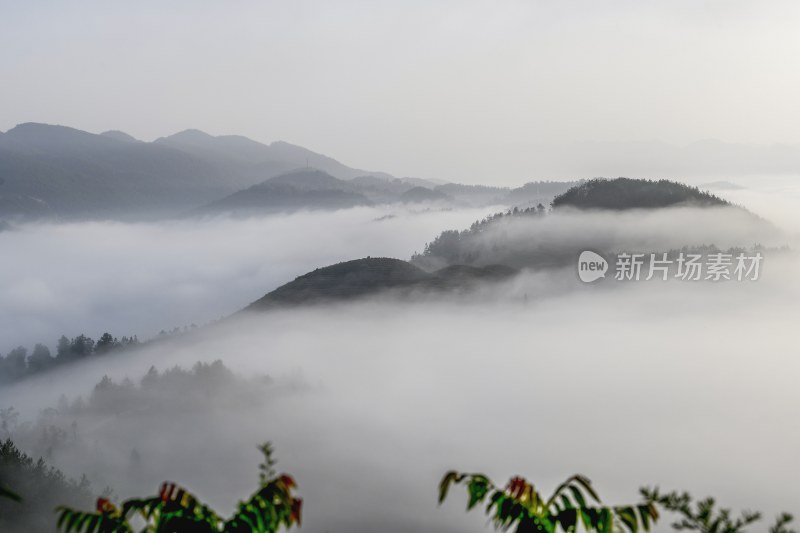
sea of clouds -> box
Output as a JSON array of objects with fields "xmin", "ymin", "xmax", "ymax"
[{"xmin": 2, "ymin": 179, "xmax": 800, "ymax": 532}]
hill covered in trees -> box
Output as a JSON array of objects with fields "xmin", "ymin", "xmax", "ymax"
[
  {"xmin": 245, "ymin": 257, "xmax": 516, "ymax": 309},
  {"xmin": 0, "ymin": 333, "xmax": 139, "ymax": 385},
  {"xmin": 0, "ymin": 439, "xmax": 96, "ymax": 533},
  {"xmin": 413, "ymin": 178, "xmax": 767, "ymax": 269},
  {"xmin": 0, "ymin": 361, "xmax": 278, "ymax": 532},
  {"xmin": 551, "ymin": 178, "xmax": 730, "ymax": 210},
  {"xmin": 241, "ymin": 178, "xmax": 772, "ymax": 308}
]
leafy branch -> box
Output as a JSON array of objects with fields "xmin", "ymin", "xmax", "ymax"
[
  {"xmin": 439, "ymin": 471, "xmax": 658, "ymax": 533},
  {"xmin": 55, "ymin": 442, "xmax": 301, "ymax": 533},
  {"xmin": 642, "ymin": 487, "xmax": 794, "ymax": 533}
]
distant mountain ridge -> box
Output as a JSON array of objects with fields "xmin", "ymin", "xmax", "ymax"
[
  {"xmin": 0, "ymin": 122, "xmax": 580, "ymax": 220},
  {"xmin": 0, "ymin": 123, "xmax": 402, "ymax": 219},
  {"xmin": 200, "ymin": 169, "xmax": 373, "ymax": 214},
  {"xmin": 154, "ymin": 129, "xmax": 394, "ymax": 181},
  {"xmin": 0, "ymin": 123, "xmax": 236, "ymax": 218},
  {"xmin": 100, "ymin": 130, "xmax": 140, "ymax": 143}
]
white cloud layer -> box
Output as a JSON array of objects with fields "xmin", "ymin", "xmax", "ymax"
[
  {"xmin": 0, "ymin": 206, "xmax": 501, "ymax": 349},
  {"xmin": 3, "ymin": 262, "xmax": 800, "ymax": 532},
  {"xmin": 1, "ymin": 179, "xmax": 800, "ymax": 531}
]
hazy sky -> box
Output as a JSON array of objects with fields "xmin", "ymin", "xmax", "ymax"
[{"xmin": 2, "ymin": 0, "xmax": 800, "ymax": 181}]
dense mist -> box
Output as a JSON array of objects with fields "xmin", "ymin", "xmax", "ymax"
[
  {"xmin": 6, "ymin": 1, "xmax": 800, "ymax": 530},
  {"xmin": 1, "ymin": 178, "xmax": 799, "ymax": 532},
  {"xmin": 0, "ymin": 205, "xmax": 502, "ymax": 348},
  {"xmin": 3, "ymin": 260, "xmax": 800, "ymax": 532}
]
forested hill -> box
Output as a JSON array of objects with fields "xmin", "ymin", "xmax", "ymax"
[
  {"xmin": 244, "ymin": 257, "xmax": 517, "ymax": 309},
  {"xmin": 551, "ymin": 178, "xmax": 730, "ymax": 210},
  {"xmin": 245, "ymin": 179, "xmax": 757, "ymax": 308},
  {"xmin": 412, "ymin": 178, "xmax": 763, "ymax": 270}
]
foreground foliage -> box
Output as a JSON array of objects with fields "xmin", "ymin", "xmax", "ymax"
[
  {"xmin": 439, "ymin": 471, "xmax": 658, "ymax": 533},
  {"xmin": 55, "ymin": 443, "xmax": 301, "ymax": 533},
  {"xmin": 0, "ymin": 483, "xmax": 21, "ymax": 502},
  {"xmin": 642, "ymin": 487, "xmax": 795, "ymax": 533},
  {"xmin": 439, "ymin": 470, "xmax": 797, "ymax": 533}
]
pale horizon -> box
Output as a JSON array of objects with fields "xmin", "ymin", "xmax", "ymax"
[{"xmin": 4, "ymin": 1, "xmax": 800, "ymax": 183}]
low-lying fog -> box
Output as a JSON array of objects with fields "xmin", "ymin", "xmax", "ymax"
[
  {"xmin": 0, "ymin": 205, "xmax": 503, "ymax": 348},
  {"xmin": 3, "ymin": 268, "xmax": 800, "ymax": 532},
  {"xmin": 2, "ymin": 178, "xmax": 800, "ymax": 532}
]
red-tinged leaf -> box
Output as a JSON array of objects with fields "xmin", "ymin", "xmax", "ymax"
[
  {"xmin": 96, "ymin": 497, "xmax": 114, "ymax": 514},
  {"xmin": 279, "ymin": 474, "xmax": 296, "ymax": 489},
  {"xmin": 507, "ymin": 477, "xmax": 529, "ymax": 499},
  {"xmin": 159, "ymin": 482, "xmax": 174, "ymax": 502},
  {"xmin": 291, "ymin": 498, "xmax": 303, "ymax": 525}
]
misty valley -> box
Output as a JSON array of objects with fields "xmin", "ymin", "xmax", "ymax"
[
  {"xmin": 9, "ymin": 2, "xmax": 800, "ymax": 531},
  {"xmin": 1, "ymin": 125, "xmax": 799, "ymax": 532}
]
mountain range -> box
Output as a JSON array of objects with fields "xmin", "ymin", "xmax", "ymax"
[
  {"xmin": 242, "ymin": 178, "xmax": 765, "ymax": 309},
  {"xmin": 0, "ymin": 123, "xmax": 578, "ymax": 220}
]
